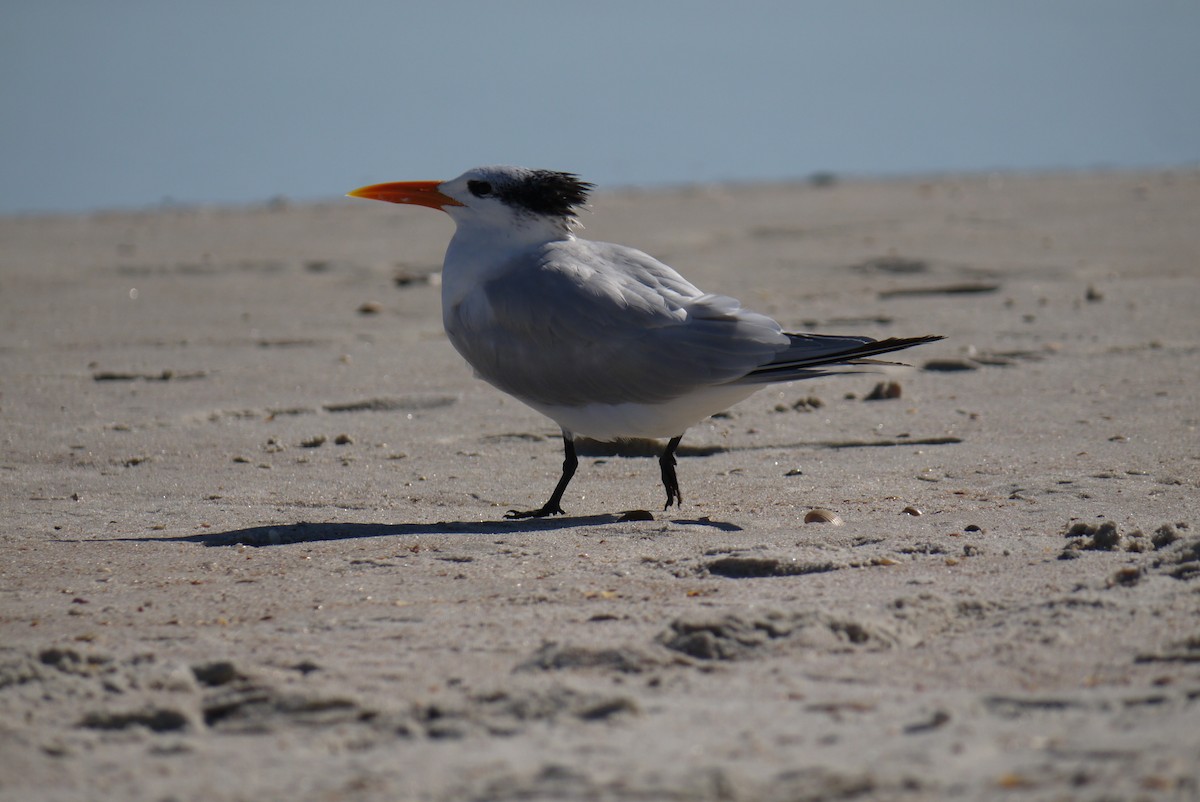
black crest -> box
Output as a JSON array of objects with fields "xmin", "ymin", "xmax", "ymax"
[{"xmin": 497, "ymin": 169, "xmax": 593, "ymax": 218}]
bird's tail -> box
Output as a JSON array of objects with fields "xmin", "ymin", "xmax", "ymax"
[{"xmin": 738, "ymin": 334, "xmax": 944, "ymax": 385}]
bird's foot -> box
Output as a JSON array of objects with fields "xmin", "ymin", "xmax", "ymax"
[
  {"xmin": 659, "ymin": 435, "xmax": 683, "ymax": 511},
  {"xmin": 505, "ymin": 504, "xmax": 566, "ymax": 520},
  {"xmin": 661, "ymin": 485, "xmax": 682, "ymax": 511},
  {"xmin": 660, "ymin": 469, "xmax": 682, "ymax": 510}
]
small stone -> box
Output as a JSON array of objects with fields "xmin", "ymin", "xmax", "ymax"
[
  {"xmin": 901, "ymin": 506, "xmax": 922, "ymax": 516},
  {"xmin": 1109, "ymin": 567, "xmax": 1141, "ymax": 587},
  {"xmin": 334, "ymin": 433, "xmax": 353, "ymax": 445},
  {"xmin": 300, "ymin": 435, "xmax": 327, "ymax": 448},
  {"xmin": 791, "ymin": 396, "xmax": 824, "ymax": 412},
  {"xmin": 864, "ymin": 381, "xmax": 903, "ymax": 401},
  {"xmin": 191, "ymin": 660, "xmax": 241, "ymax": 686},
  {"xmin": 393, "ymin": 269, "xmax": 433, "ymax": 287},
  {"xmin": 923, "ymin": 358, "xmax": 979, "ymax": 372},
  {"xmin": 357, "ymin": 301, "xmax": 383, "ymax": 315}
]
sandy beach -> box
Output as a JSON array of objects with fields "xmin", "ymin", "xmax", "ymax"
[{"xmin": 2, "ymin": 170, "xmax": 1198, "ymax": 801}]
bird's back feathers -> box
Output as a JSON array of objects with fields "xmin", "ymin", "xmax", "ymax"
[{"xmin": 445, "ymin": 236, "xmax": 942, "ymax": 413}]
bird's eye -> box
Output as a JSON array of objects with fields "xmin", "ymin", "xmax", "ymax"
[{"xmin": 468, "ymin": 180, "xmax": 493, "ymax": 198}]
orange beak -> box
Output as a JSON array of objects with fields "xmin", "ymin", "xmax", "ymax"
[{"xmin": 346, "ymin": 180, "xmax": 464, "ymax": 210}]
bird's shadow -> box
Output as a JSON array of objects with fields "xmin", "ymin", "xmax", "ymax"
[{"xmin": 104, "ymin": 513, "xmax": 741, "ymax": 547}]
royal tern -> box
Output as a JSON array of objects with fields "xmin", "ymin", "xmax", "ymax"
[{"xmin": 349, "ymin": 166, "xmax": 942, "ymax": 518}]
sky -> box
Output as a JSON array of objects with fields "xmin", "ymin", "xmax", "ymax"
[{"xmin": 2, "ymin": 1, "xmax": 1198, "ymax": 214}]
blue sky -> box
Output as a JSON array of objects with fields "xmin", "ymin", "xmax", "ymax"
[{"xmin": 2, "ymin": 1, "xmax": 1197, "ymax": 213}]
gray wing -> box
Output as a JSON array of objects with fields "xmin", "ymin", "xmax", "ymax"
[{"xmin": 445, "ymin": 239, "xmax": 790, "ymax": 407}]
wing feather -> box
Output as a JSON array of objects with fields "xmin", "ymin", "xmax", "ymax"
[{"xmin": 445, "ymin": 240, "xmax": 788, "ymax": 406}]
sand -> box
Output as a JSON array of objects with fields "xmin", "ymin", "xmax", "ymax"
[{"xmin": 1, "ymin": 170, "xmax": 1198, "ymax": 801}]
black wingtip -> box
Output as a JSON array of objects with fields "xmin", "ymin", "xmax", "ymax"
[{"xmin": 747, "ymin": 334, "xmax": 944, "ymax": 380}]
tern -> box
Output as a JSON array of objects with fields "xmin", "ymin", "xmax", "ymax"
[{"xmin": 349, "ymin": 166, "xmax": 941, "ymax": 518}]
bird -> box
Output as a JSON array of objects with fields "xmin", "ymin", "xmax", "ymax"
[{"xmin": 348, "ymin": 166, "xmax": 942, "ymax": 519}]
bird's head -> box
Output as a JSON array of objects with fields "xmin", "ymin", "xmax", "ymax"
[{"xmin": 348, "ymin": 165, "xmax": 593, "ymax": 236}]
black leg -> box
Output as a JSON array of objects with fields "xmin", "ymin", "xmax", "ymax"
[
  {"xmin": 506, "ymin": 434, "xmax": 579, "ymax": 519},
  {"xmin": 659, "ymin": 435, "xmax": 684, "ymax": 510}
]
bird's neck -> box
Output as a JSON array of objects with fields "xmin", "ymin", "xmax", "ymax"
[
  {"xmin": 440, "ymin": 219, "xmax": 573, "ymax": 308},
  {"xmin": 450, "ymin": 211, "xmax": 574, "ymax": 249}
]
